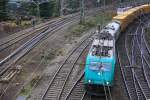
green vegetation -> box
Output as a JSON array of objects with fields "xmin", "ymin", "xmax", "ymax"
[
  {"xmin": 43, "ymin": 49, "xmax": 56, "ymax": 61},
  {"xmin": 40, "ymin": 1, "xmax": 58, "ymax": 17},
  {"xmin": 40, "ymin": 48, "xmax": 64, "ymax": 64},
  {"xmin": 65, "ymin": 12, "xmax": 112, "ymax": 39},
  {"xmin": 20, "ymin": 74, "xmax": 40, "ymax": 96},
  {"xmin": 0, "ymin": 0, "xmax": 8, "ymax": 21},
  {"xmin": 20, "ymin": 84, "xmax": 32, "ymax": 96},
  {"xmin": 20, "ymin": 0, "xmax": 58, "ymax": 18},
  {"xmin": 66, "ymin": 0, "xmax": 80, "ymax": 13}
]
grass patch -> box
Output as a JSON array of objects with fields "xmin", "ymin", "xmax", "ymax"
[
  {"xmin": 21, "ymin": 21, "xmax": 31, "ymax": 27},
  {"xmin": 19, "ymin": 74, "xmax": 40, "ymax": 96},
  {"xmin": 40, "ymin": 48, "xmax": 65, "ymax": 64},
  {"xmin": 20, "ymin": 83, "xmax": 32, "ymax": 96},
  {"xmin": 44, "ymin": 50, "xmax": 56, "ymax": 60}
]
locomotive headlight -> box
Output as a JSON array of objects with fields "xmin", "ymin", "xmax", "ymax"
[
  {"xmin": 88, "ymin": 80, "xmax": 91, "ymax": 83},
  {"xmin": 106, "ymin": 82, "xmax": 109, "ymax": 85},
  {"xmin": 98, "ymin": 72, "xmax": 101, "ymax": 76}
]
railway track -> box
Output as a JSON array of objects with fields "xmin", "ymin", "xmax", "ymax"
[
  {"xmin": 0, "ymin": 7, "xmax": 105, "ymax": 76},
  {"xmin": 131, "ymin": 25, "xmax": 146, "ymax": 100},
  {"xmin": 0, "ymin": 0, "xmax": 147, "ymax": 59},
  {"xmin": 63, "ymin": 73, "xmax": 85, "ymax": 100},
  {"xmin": 0, "ymin": 17, "xmax": 78, "ymax": 76},
  {"xmin": 0, "ymin": 13, "xmax": 82, "ymax": 100},
  {"xmin": 0, "ymin": 19, "xmax": 61, "ymax": 53},
  {"xmin": 0, "ymin": 0, "xmax": 148, "ymax": 76},
  {"xmin": 131, "ymin": 25, "xmax": 149, "ymax": 100},
  {"xmin": 134, "ymin": 27, "xmax": 150, "ymax": 100},
  {"xmin": 0, "ymin": 5, "xmax": 111, "ymax": 55},
  {"xmin": 117, "ymin": 15, "xmax": 150, "ymax": 100},
  {"xmin": 41, "ymin": 30, "xmax": 95, "ymax": 100},
  {"xmin": 0, "ymin": 4, "xmax": 114, "ymax": 65},
  {"xmin": 117, "ymin": 23, "xmax": 139, "ymax": 100},
  {"xmin": 0, "ymin": 15, "xmax": 79, "ymax": 61}
]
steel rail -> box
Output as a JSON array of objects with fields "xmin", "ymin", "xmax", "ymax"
[
  {"xmin": 131, "ymin": 25, "xmax": 145, "ymax": 100},
  {"xmin": 0, "ymin": 19, "xmax": 56, "ymax": 46},
  {"xmin": 127, "ymin": 22, "xmax": 148, "ymax": 100},
  {"xmin": 0, "ymin": 6, "xmax": 105, "ymax": 67},
  {"xmin": 0, "ymin": 13, "xmax": 81, "ymax": 66},
  {"xmin": 41, "ymin": 31, "xmax": 94, "ymax": 99},
  {"xmin": 64, "ymin": 72, "xmax": 85, "ymax": 100},
  {"xmin": 0, "ymin": 14, "xmax": 80, "ymax": 57},
  {"xmin": 133, "ymin": 31, "xmax": 149, "ymax": 99},
  {"xmin": 0, "ymin": 1, "xmax": 139, "ymax": 53},
  {"xmin": 117, "ymin": 22, "xmax": 140, "ymax": 100},
  {"xmin": 135, "ymin": 25, "xmax": 150, "ymax": 99},
  {"xmin": 0, "ymin": 5, "xmax": 108, "ymax": 49},
  {"xmin": 57, "ymin": 41, "xmax": 90, "ymax": 100},
  {"xmin": 135, "ymin": 14, "xmax": 150, "ymax": 97},
  {"xmin": 0, "ymin": 18, "xmax": 79, "ymax": 76},
  {"xmin": 57, "ymin": 46, "xmax": 90, "ymax": 99},
  {"xmin": 125, "ymin": 28, "xmax": 139, "ymax": 100},
  {"xmin": 0, "ymin": 17, "xmax": 80, "ymax": 99}
]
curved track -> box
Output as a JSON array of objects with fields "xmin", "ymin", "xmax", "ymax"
[
  {"xmin": 117, "ymin": 15, "xmax": 150, "ymax": 100},
  {"xmin": 117, "ymin": 22, "xmax": 139, "ymax": 100},
  {"xmin": 41, "ymin": 30, "xmax": 94, "ymax": 100}
]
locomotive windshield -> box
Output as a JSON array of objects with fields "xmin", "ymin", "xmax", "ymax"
[{"xmin": 89, "ymin": 62, "xmax": 112, "ymax": 71}]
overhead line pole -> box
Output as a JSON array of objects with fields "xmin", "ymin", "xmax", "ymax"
[
  {"xmin": 80, "ymin": 0, "xmax": 85, "ymax": 24},
  {"xmin": 31, "ymin": 0, "xmax": 40, "ymax": 22},
  {"xmin": 60, "ymin": 0, "xmax": 64, "ymax": 16}
]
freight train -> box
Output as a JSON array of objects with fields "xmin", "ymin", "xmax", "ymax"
[{"xmin": 84, "ymin": 4, "xmax": 150, "ymax": 95}]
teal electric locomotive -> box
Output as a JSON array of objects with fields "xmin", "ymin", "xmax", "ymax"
[{"xmin": 84, "ymin": 21, "xmax": 121, "ymax": 95}]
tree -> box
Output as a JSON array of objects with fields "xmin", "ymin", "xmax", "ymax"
[
  {"xmin": 0, "ymin": 0, "xmax": 8, "ymax": 21},
  {"xmin": 67, "ymin": 0, "xmax": 80, "ymax": 11},
  {"xmin": 40, "ymin": 2, "xmax": 51, "ymax": 17}
]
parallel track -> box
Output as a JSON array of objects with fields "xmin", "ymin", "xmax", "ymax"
[
  {"xmin": 63, "ymin": 73, "xmax": 85, "ymax": 100},
  {"xmin": 0, "ymin": 7, "xmax": 104, "ymax": 77},
  {"xmin": 0, "ymin": 6, "xmax": 110, "ymax": 55},
  {"xmin": 0, "ymin": 17, "xmax": 78, "ymax": 76},
  {"xmin": 117, "ymin": 15, "xmax": 150, "ymax": 100},
  {"xmin": 117, "ymin": 24, "xmax": 139, "ymax": 100},
  {"xmin": 0, "ymin": 18, "xmax": 69, "ymax": 53},
  {"xmin": 41, "ymin": 31, "xmax": 94, "ymax": 100}
]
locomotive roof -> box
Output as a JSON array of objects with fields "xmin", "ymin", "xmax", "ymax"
[
  {"xmin": 91, "ymin": 39, "xmax": 114, "ymax": 57},
  {"xmin": 92, "ymin": 39, "xmax": 113, "ymax": 47},
  {"xmin": 100, "ymin": 21, "xmax": 120, "ymax": 38}
]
